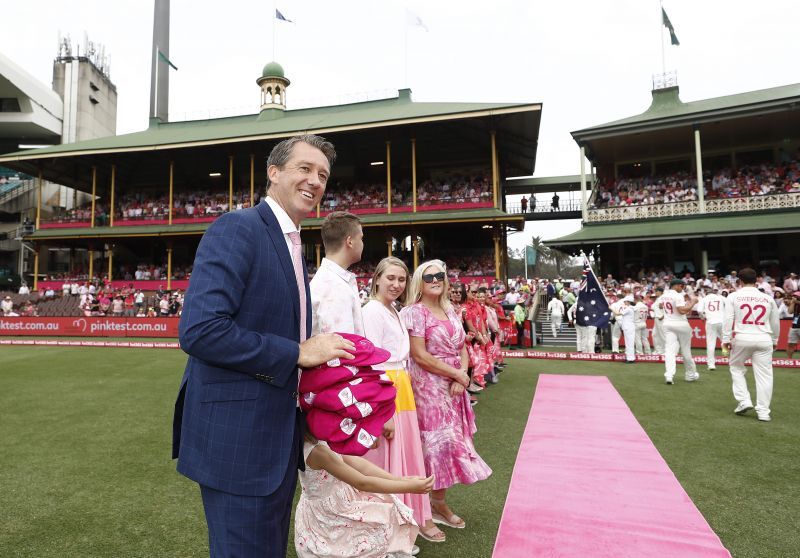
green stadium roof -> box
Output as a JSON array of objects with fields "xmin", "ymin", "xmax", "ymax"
[
  {"xmin": 546, "ymin": 210, "xmax": 800, "ymax": 248},
  {"xmin": 0, "ymin": 91, "xmax": 541, "ymax": 161},
  {"xmin": 572, "ymin": 83, "xmax": 800, "ymax": 140}
]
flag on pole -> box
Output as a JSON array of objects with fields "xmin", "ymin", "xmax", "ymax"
[
  {"xmin": 158, "ymin": 50, "xmax": 178, "ymax": 71},
  {"xmin": 405, "ymin": 9, "xmax": 428, "ymax": 31},
  {"xmin": 276, "ymin": 9, "xmax": 293, "ymax": 23},
  {"xmin": 576, "ymin": 257, "xmax": 611, "ymax": 328},
  {"xmin": 661, "ymin": 8, "xmax": 680, "ymax": 46}
]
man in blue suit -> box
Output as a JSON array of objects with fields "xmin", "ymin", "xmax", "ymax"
[{"xmin": 173, "ymin": 134, "xmax": 356, "ymax": 557}]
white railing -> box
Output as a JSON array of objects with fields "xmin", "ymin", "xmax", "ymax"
[{"xmin": 586, "ymin": 192, "xmax": 800, "ymax": 223}]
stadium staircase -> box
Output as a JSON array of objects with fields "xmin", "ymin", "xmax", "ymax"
[{"xmin": 535, "ymin": 302, "xmax": 578, "ymax": 347}]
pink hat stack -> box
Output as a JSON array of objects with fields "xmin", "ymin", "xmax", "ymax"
[{"xmin": 300, "ymin": 333, "xmax": 397, "ymax": 456}]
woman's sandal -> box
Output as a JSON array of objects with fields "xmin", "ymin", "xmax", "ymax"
[
  {"xmin": 418, "ymin": 525, "xmax": 446, "ymax": 543},
  {"xmin": 430, "ymin": 498, "xmax": 466, "ymax": 529}
]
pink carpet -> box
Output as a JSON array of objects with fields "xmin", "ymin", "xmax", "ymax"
[{"xmin": 493, "ymin": 374, "xmax": 731, "ymax": 558}]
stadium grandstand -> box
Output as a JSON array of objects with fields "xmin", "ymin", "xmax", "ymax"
[
  {"xmin": 0, "ymin": 43, "xmax": 116, "ymax": 286},
  {"xmin": 546, "ymin": 75, "xmax": 800, "ymax": 279},
  {"xmin": 0, "ymin": 61, "xmax": 540, "ymax": 308}
]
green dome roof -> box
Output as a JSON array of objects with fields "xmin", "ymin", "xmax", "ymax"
[{"xmin": 261, "ymin": 61, "xmax": 285, "ymax": 79}]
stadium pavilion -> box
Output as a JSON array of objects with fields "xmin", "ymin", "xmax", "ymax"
[
  {"xmin": 547, "ymin": 78, "xmax": 800, "ymax": 277},
  {"xmin": 0, "ymin": 62, "xmax": 541, "ymax": 290}
]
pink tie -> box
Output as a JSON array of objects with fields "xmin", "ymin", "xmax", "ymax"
[{"xmin": 288, "ymin": 231, "xmax": 307, "ymax": 342}]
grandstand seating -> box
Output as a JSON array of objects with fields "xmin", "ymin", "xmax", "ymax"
[{"xmin": 591, "ymin": 159, "xmax": 800, "ymax": 209}]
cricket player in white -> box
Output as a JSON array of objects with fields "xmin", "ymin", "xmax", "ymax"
[
  {"xmin": 609, "ymin": 297, "xmax": 624, "ymax": 353},
  {"xmin": 616, "ymin": 295, "xmax": 636, "ymax": 363},
  {"xmin": 651, "ymin": 286, "xmax": 666, "ymax": 354},
  {"xmin": 568, "ymin": 302, "xmax": 596, "ymax": 353},
  {"xmin": 633, "ymin": 295, "xmax": 651, "ymax": 355},
  {"xmin": 547, "ymin": 296, "xmax": 565, "ymax": 338},
  {"xmin": 662, "ymin": 279, "xmax": 699, "ymax": 384},
  {"xmin": 722, "ymin": 268, "xmax": 779, "ymax": 422},
  {"xmin": 698, "ymin": 288, "xmax": 726, "ymax": 370}
]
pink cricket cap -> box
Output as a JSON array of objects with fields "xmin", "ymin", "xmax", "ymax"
[
  {"xmin": 306, "ymin": 400, "xmax": 395, "ymax": 456},
  {"xmin": 337, "ymin": 332, "xmax": 392, "ymax": 367},
  {"xmin": 301, "ymin": 378, "xmax": 397, "ymax": 415},
  {"xmin": 299, "ymin": 363, "xmax": 383, "ymax": 394}
]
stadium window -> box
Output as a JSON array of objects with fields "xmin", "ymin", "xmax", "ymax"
[
  {"xmin": 89, "ymin": 95, "xmax": 100, "ymax": 105},
  {"xmin": 0, "ymin": 98, "xmax": 21, "ymax": 112}
]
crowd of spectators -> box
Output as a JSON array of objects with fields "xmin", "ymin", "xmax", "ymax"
[
  {"xmin": 592, "ymin": 158, "xmax": 800, "ymax": 209},
  {"xmin": 44, "ymin": 170, "xmax": 493, "ymax": 225}
]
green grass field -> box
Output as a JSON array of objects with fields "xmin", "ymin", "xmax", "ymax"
[{"xmin": 1, "ymin": 346, "xmax": 798, "ymax": 557}]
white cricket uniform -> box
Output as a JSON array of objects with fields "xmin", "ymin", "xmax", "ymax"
[
  {"xmin": 722, "ymin": 287, "xmax": 779, "ymax": 420},
  {"xmin": 568, "ymin": 302, "xmax": 596, "ymax": 353},
  {"xmin": 610, "ymin": 300, "xmax": 623, "ymax": 352},
  {"xmin": 699, "ymin": 293, "xmax": 726, "ymax": 369},
  {"xmin": 633, "ymin": 302, "xmax": 651, "ymax": 355},
  {"xmin": 652, "ymin": 295, "xmax": 666, "ymax": 354},
  {"xmin": 618, "ymin": 304, "xmax": 636, "ymax": 362},
  {"xmin": 548, "ymin": 298, "xmax": 565, "ymax": 338},
  {"xmin": 662, "ymin": 289, "xmax": 698, "ymax": 382}
]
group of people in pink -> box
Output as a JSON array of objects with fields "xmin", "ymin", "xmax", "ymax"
[
  {"xmin": 172, "ymin": 135, "xmax": 494, "ymax": 558},
  {"xmin": 299, "ymin": 210, "xmax": 493, "ymax": 556},
  {"xmin": 592, "ymin": 155, "xmax": 800, "ymax": 208}
]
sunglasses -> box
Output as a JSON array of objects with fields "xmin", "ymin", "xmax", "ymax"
[
  {"xmin": 469, "ymin": 290, "xmax": 478, "ymax": 294},
  {"xmin": 422, "ymin": 272, "xmax": 446, "ymax": 283}
]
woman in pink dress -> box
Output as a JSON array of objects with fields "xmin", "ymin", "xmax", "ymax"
[
  {"xmin": 400, "ymin": 259, "xmax": 492, "ymax": 531},
  {"xmin": 362, "ymin": 257, "xmax": 445, "ymax": 544}
]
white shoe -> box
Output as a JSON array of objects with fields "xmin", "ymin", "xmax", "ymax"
[
  {"xmin": 757, "ymin": 413, "xmax": 771, "ymax": 422},
  {"xmin": 685, "ymin": 373, "xmax": 699, "ymax": 382},
  {"xmin": 412, "ymin": 544, "xmax": 420, "ymax": 556},
  {"xmin": 708, "ymin": 366, "xmax": 716, "ymax": 371},
  {"xmin": 734, "ymin": 402, "xmax": 753, "ymax": 415},
  {"xmin": 665, "ymin": 378, "xmax": 673, "ymax": 385}
]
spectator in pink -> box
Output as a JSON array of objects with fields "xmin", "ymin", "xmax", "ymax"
[{"xmin": 400, "ymin": 259, "xmax": 492, "ymax": 533}]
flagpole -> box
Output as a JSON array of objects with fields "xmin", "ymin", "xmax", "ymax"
[
  {"xmin": 404, "ymin": 19, "xmax": 409, "ymax": 87},
  {"xmin": 660, "ymin": 0, "xmax": 666, "ymax": 76},
  {"xmin": 272, "ymin": 2, "xmax": 276, "ymax": 60},
  {"xmin": 154, "ymin": 44, "xmax": 159, "ymax": 119}
]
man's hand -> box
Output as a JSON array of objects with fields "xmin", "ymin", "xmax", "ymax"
[
  {"xmin": 298, "ymin": 333, "xmax": 356, "ymax": 368},
  {"xmin": 722, "ymin": 342, "xmax": 731, "ymax": 352}
]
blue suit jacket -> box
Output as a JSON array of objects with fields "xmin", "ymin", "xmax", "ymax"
[{"xmin": 173, "ymin": 201, "xmax": 311, "ymax": 496}]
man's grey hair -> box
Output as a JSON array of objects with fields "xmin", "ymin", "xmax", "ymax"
[{"xmin": 266, "ymin": 134, "xmax": 337, "ymax": 189}]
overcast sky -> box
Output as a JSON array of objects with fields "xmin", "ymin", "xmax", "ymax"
[{"xmin": 3, "ymin": 1, "xmax": 799, "ymax": 247}]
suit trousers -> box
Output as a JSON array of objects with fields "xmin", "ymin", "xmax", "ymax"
[
  {"xmin": 705, "ymin": 322, "xmax": 723, "ymax": 368},
  {"xmin": 200, "ymin": 410, "xmax": 303, "ymax": 558},
  {"xmin": 664, "ymin": 321, "xmax": 697, "ymax": 381},
  {"xmin": 729, "ymin": 334, "xmax": 774, "ymax": 419},
  {"xmin": 634, "ymin": 325, "xmax": 651, "ymax": 354}
]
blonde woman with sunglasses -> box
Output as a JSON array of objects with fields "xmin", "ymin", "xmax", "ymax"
[{"xmin": 400, "ymin": 260, "xmax": 492, "ymax": 533}]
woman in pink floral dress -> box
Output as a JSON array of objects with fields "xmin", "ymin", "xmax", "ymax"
[{"xmin": 400, "ymin": 260, "xmax": 492, "ymax": 531}]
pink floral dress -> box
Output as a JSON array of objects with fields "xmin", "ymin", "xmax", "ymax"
[
  {"xmin": 294, "ymin": 441, "xmax": 418, "ymax": 558},
  {"xmin": 400, "ymin": 303, "xmax": 492, "ymax": 490}
]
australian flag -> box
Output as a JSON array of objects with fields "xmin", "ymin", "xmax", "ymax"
[{"xmin": 576, "ymin": 258, "xmax": 611, "ymax": 328}]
